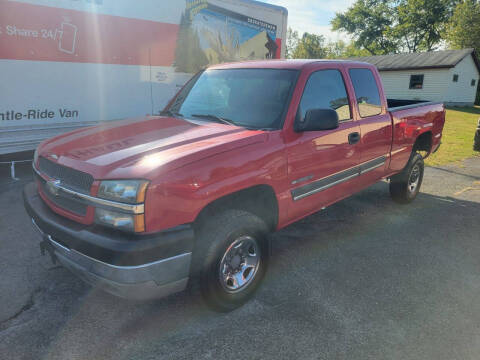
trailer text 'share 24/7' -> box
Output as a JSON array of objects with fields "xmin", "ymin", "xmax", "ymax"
[{"xmin": 0, "ymin": 0, "xmax": 288, "ymax": 155}]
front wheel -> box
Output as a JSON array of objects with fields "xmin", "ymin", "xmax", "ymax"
[
  {"xmin": 390, "ymin": 152, "xmax": 424, "ymax": 204},
  {"xmin": 190, "ymin": 210, "xmax": 269, "ymax": 312}
]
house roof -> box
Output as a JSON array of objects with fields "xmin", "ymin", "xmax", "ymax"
[{"xmin": 351, "ymin": 48, "xmax": 480, "ymax": 73}]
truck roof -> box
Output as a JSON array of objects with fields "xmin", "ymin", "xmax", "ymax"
[{"xmin": 209, "ymin": 59, "xmax": 372, "ymax": 70}]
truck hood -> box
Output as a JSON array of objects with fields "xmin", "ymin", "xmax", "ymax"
[{"xmin": 39, "ymin": 116, "xmax": 266, "ymax": 179}]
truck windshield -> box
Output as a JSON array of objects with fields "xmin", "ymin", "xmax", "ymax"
[{"xmin": 167, "ymin": 69, "xmax": 298, "ymax": 130}]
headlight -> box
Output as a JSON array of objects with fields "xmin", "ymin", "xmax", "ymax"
[
  {"xmin": 95, "ymin": 208, "xmax": 145, "ymax": 233},
  {"xmin": 96, "ymin": 180, "xmax": 148, "ymax": 232},
  {"xmin": 97, "ymin": 180, "xmax": 149, "ymax": 204}
]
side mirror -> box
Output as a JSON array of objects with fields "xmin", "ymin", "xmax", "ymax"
[{"xmin": 295, "ymin": 108, "xmax": 339, "ymax": 132}]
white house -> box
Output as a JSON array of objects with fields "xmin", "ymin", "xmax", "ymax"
[{"xmin": 353, "ymin": 49, "xmax": 480, "ymax": 106}]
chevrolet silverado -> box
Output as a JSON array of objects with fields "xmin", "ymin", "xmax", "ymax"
[{"xmin": 24, "ymin": 60, "xmax": 445, "ymax": 311}]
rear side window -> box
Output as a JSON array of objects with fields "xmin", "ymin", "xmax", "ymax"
[
  {"xmin": 349, "ymin": 68, "xmax": 382, "ymax": 117},
  {"xmin": 298, "ymin": 69, "xmax": 351, "ymax": 122}
]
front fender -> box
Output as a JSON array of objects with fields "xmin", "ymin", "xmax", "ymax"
[{"xmin": 143, "ymin": 133, "xmax": 287, "ymax": 233}]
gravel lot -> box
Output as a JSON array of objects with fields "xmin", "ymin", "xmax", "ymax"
[{"xmin": 1, "ymin": 158, "xmax": 480, "ymax": 360}]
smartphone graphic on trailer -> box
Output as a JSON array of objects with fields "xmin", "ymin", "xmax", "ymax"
[{"xmin": 59, "ymin": 22, "xmax": 77, "ymax": 54}]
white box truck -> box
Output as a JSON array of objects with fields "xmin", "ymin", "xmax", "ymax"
[{"xmin": 0, "ymin": 0, "xmax": 287, "ymax": 155}]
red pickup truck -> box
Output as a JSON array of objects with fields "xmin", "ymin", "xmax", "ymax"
[{"xmin": 24, "ymin": 60, "xmax": 445, "ymax": 311}]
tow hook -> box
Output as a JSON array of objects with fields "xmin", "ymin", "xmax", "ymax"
[{"xmin": 40, "ymin": 237, "xmax": 57, "ymax": 265}]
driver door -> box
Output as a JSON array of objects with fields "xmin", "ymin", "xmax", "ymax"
[{"xmin": 285, "ymin": 67, "xmax": 362, "ymax": 221}]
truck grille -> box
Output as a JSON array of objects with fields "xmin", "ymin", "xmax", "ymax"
[
  {"xmin": 36, "ymin": 157, "xmax": 93, "ymax": 216},
  {"xmin": 38, "ymin": 157, "xmax": 93, "ymax": 194},
  {"xmin": 34, "ymin": 171, "xmax": 88, "ymax": 216}
]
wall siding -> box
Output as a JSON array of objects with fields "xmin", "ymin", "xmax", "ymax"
[
  {"xmin": 445, "ymin": 55, "xmax": 479, "ymax": 104},
  {"xmin": 378, "ymin": 54, "xmax": 479, "ymax": 105},
  {"xmin": 378, "ymin": 69, "xmax": 450, "ymax": 102}
]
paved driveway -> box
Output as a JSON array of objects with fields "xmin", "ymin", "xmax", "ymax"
[{"xmin": 1, "ymin": 158, "xmax": 480, "ymax": 360}]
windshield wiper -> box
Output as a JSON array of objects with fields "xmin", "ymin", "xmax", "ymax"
[
  {"xmin": 191, "ymin": 114, "xmax": 236, "ymax": 126},
  {"xmin": 159, "ymin": 109, "xmax": 183, "ymax": 117}
]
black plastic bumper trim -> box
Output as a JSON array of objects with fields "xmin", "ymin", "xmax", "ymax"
[{"xmin": 23, "ymin": 182, "xmax": 195, "ymax": 266}]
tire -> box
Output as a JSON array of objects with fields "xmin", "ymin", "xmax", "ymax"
[
  {"xmin": 389, "ymin": 152, "xmax": 424, "ymax": 204},
  {"xmin": 190, "ymin": 209, "xmax": 270, "ymax": 312}
]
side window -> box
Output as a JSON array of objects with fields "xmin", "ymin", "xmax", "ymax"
[
  {"xmin": 349, "ymin": 68, "xmax": 383, "ymax": 117},
  {"xmin": 298, "ymin": 69, "xmax": 351, "ymax": 122}
]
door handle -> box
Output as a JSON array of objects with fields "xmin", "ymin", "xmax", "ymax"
[{"xmin": 348, "ymin": 132, "xmax": 360, "ymax": 145}]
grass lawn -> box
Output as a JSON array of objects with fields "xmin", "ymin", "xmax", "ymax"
[{"xmin": 425, "ymin": 106, "xmax": 480, "ymax": 166}]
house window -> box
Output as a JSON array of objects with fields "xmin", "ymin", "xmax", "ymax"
[
  {"xmin": 409, "ymin": 75, "xmax": 424, "ymax": 89},
  {"xmin": 453, "ymin": 74, "xmax": 459, "ymax": 82},
  {"xmin": 472, "ymin": 79, "xmax": 477, "ymax": 87}
]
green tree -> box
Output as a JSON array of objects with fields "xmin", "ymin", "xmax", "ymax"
[
  {"xmin": 325, "ymin": 40, "xmax": 371, "ymax": 58},
  {"xmin": 446, "ymin": 0, "xmax": 480, "ymax": 52},
  {"xmin": 394, "ymin": 0, "xmax": 458, "ymax": 52},
  {"xmin": 286, "ymin": 30, "xmax": 371, "ymax": 60},
  {"xmin": 331, "ymin": 0, "xmax": 457, "ymax": 55},
  {"xmin": 285, "ymin": 27, "xmax": 299, "ymax": 59},
  {"xmin": 331, "ymin": 0, "xmax": 398, "ymax": 55},
  {"xmin": 291, "ymin": 33, "xmax": 328, "ymax": 59},
  {"xmin": 446, "ymin": 0, "xmax": 480, "ymax": 104}
]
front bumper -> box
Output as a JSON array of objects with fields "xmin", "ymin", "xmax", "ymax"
[{"xmin": 24, "ymin": 182, "xmax": 194, "ymax": 300}]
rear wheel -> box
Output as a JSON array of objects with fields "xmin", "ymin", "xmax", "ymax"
[
  {"xmin": 390, "ymin": 152, "xmax": 424, "ymax": 204},
  {"xmin": 190, "ymin": 209, "xmax": 269, "ymax": 312}
]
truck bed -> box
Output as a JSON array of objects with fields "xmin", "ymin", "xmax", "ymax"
[
  {"xmin": 387, "ymin": 98, "xmax": 443, "ymax": 111},
  {"xmin": 387, "ymin": 100, "xmax": 445, "ymax": 172}
]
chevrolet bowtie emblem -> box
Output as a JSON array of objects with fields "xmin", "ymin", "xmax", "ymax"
[{"xmin": 46, "ymin": 179, "xmax": 61, "ymax": 196}]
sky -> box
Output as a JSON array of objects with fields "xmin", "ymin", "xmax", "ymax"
[{"xmin": 263, "ymin": 0, "xmax": 356, "ymax": 42}]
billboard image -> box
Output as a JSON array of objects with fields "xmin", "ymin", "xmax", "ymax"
[{"xmin": 174, "ymin": 0, "xmax": 281, "ymax": 73}]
